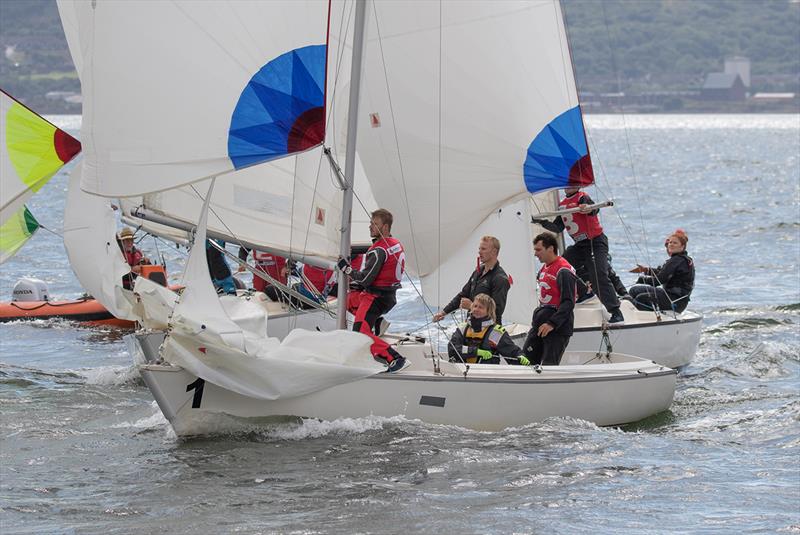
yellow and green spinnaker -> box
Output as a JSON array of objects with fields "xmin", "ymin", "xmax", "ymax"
[{"xmin": 0, "ymin": 89, "xmax": 81, "ymax": 262}]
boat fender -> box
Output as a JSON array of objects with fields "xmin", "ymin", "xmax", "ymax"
[{"xmin": 12, "ymin": 278, "xmax": 50, "ymax": 302}]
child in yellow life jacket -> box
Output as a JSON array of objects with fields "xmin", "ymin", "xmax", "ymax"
[{"xmin": 447, "ymin": 293, "xmax": 529, "ymax": 365}]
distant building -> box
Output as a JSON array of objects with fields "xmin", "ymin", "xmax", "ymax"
[
  {"xmin": 701, "ymin": 73, "xmax": 746, "ymax": 101},
  {"xmin": 724, "ymin": 56, "xmax": 751, "ymax": 88}
]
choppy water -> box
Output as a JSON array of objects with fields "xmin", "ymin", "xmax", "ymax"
[{"xmin": 1, "ymin": 115, "xmax": 798, "ymax": 534}]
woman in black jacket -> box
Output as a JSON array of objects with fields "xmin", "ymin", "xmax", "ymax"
[{"xmin": 628, "ymin": 230, "xmax": 694, "ymax": 313}]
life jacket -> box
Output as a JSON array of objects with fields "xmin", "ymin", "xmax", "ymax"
[
  {"xmin": 302, "ymin": 264, "xmax": 333, "ymax": 294},
  {"xmin": 252, "ymin": 251, "xmax": 287, "ymax": 285},
  {"xmin": 123, "ymin": 247, "xmax": 143, "ymax": 267},
  {"xmin": 558, "ymin": 190, "xmax": 604, "ymax": 242},
  {"xmin": 369, "ymin": 236, "xmax": 405, "ymax": 289},
  {"xmin": 351, "ymin": 253, "xmax": 365, "ymax": 272},
  {"xmin": 538, "ymin": 256, "xmax": 576, "ymax": 307},
  {"xmin": 460, "ymin": 318, "xmax": 506, "ymax": 363}
]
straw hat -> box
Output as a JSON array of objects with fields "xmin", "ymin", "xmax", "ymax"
[{"xmin": 118, "ymin": 227, "xmax": 135, "ymax": 240}]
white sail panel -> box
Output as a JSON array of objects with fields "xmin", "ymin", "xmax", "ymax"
[
  {"xmin": 60, "ymin": 0, "xmax": 332, "ymax": 196},
  {"xmin": 62, "ymin": 162, "xmax": 138, "ymax": 321},
  {"xmin": 358, "ymin": 0, "xmax": 584, "ymax": 277},
  {"xmin": 121, "ymin": 151, "xmax": 377, "ymax": 260}
]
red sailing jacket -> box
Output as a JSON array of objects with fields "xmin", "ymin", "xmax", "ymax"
[
  {"xmin": 253, "ymin": 251, "xmax": 287, "ymax": 285},
  {"xmin": 369, "ymin": 237, "xmax": 405, "ymax": 289},
  {"xmin": 538, "ymin": 256, "xmax": 576, "ymax": 307},
  {"xmin": 558, "ymin": 191, "xmax": 604, "ymax": 242}
]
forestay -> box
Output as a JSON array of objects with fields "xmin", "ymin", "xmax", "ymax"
[{"xmin": 357, "ymin": 0, "xmax": 593, "ymax": 282}]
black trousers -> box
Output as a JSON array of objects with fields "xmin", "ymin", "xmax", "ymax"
[
  {"xmin": 629, "ymin": 284, "xmax": 688, "ymax": 313},
  {"xmin": 564, "ymin": 234, "xmax": 620, "ymax": 312},
  {"xmin": 521, "ymin": 307, "xmax": 571, "ymax": 366}
]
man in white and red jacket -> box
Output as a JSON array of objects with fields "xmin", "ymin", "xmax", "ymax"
[
  {"xmin": 532, "ymin": 186, "xmax": 624, "ymax": 324},
  {"xmin": 522, "ymin": 232, "xmax": 578, "ymax": 366},
  {"xmin": 337, "ymin": 209, "xmax": 406, "ymax": 373}
]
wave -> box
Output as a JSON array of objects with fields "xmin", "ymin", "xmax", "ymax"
[{"xmin": 78, "ymin": 365, "xmax": 142, "ymax": 386}]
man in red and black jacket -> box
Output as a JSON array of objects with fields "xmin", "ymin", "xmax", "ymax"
[
  {"xmin": 532, "ymin": 186, "xmax": 624, "ymax": 324},
  {"xmin": 522, "ymin": 232, "xmax": 578, "ymax": 366},
  {"xmin": 337, "ymin": 209, "xmax": 407, "ymax": 372}
]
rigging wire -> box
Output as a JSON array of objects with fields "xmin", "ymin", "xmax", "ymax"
[{"xmin": 599, "ymin": 1, "xmax": 655, "ymax": 277}]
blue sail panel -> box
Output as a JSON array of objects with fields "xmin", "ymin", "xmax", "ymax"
[
  {"xmin": 228, "ymin": 45, "xmax": 326, "ymax": 170},
  {"xmin": 523, "ymin": 106, "xmax": 594, "ymax": 194}
]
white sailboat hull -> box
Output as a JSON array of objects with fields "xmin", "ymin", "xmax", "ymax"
[
  {"xmin": 138, "ymin": 345, "xmax": 676, "ymax": 436},
  {"xmin": 506, "ymin": 300, "xmax": 703, "ymax": 369}
]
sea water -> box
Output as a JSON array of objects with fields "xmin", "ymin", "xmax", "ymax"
[{"xmin": 1, "ymin": 115, "xmax": 798, "ymax": 534}]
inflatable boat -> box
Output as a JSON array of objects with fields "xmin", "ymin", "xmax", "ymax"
[{"xmin": 0, "ymin": 266, "xmax": 170, "ymax": 328}]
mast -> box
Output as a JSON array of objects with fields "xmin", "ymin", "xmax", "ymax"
[{"xmin": 336, "ymin": 0, "xmax": 368, "ymax": 329}]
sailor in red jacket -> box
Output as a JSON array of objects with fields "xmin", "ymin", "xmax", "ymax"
[
  {"xmin": 238, "ymin": 247, "xmax": 288, "ymax": 301},
  {"xmin": 118, "ymin": 227, "xmax": 150, "ymax": 290},
  {"xmin": 522, "ymin": 232, "xmax": 578, "ymax": 366},
  {"xmin": 337, "ymin": 209, "xmax": 407, "ymax": 372},
  {"xmin": 532, "ymin": 186, "xmax": 624, "ymax": 324}
]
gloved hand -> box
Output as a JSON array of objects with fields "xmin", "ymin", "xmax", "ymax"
[
  {"xmin": 475, "ymin": 348, "xmax": 493, "ymax": 361},
  {"xmin": 518, "ymin": 355, "xmax": 530, "ymax": 366},
  {"xmin": 336, "ymin": 258, "xmax": 352, "ymax": 275},
  {"xmin": 531, "ymin": 217, "xmax": 548, "ymax": 226}
]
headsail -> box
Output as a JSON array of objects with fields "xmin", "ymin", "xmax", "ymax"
[
  {"xmin": 0, "ymin": 89, "xmax": 81, "ymax": 226},
  {"xmin": 357, "ymin": 0, "xmax": 591, "ymax": 278}
]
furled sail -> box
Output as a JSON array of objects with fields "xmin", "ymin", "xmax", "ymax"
[
  {"xmin": 357, "ymin": 0, "xmax": 592, "ymax": 279},
  {"xmin": 161, "ymin": 179, "xmax": 384, "ymax": 400},
  {"xmin": 0, "ymin": 89, "xmax": 81, "ymax": 226}
]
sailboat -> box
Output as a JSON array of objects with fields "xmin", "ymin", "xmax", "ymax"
[{"xmin": 58, "ymin": 0, "xmax": 678, "ymax": 435}]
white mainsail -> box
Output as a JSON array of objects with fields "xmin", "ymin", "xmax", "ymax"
[{"xmin": 357, "ymin": 0, "xmax": 589, "ymax": 312}]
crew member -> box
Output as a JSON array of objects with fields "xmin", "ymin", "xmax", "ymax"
[
  {"xmin": 118, "ymin": 227, "xmax": 150, "ymax": 290},
  {"xmin": 448, "ymin": 294, "xmax": 529, "ymax": 365},
  {"xmin": 206, "ymin": 239, "xmax": 236, "ymax": 294},
  {"xmin": 294, "ymin": 263, "xmax": 335, "ymax": 307},
  {"xmin": 628, "ymin": 229, "xmax": 694, "ymax": 313},
  {"xmin": 532, "ymin": 187, "xmax": 624, "ymax": 323},
  {"xmin": 522, "ymin": 232, "xmax": 578, "ymax": 366},
  {"xmin": 337, "ymin": 208, "xmax": 406, "ymax": 372},
  {"xmin": 238, "ymin": 247, "xmax": 288, "ymax": 301},
  {"xmin": 432, "ymin": 236, "xmax": 511, "ymax": 324}
]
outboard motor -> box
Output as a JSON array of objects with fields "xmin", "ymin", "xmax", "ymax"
[{"xmin": 12, "ymin": 278, "xmax": 50, "ymax": 302}]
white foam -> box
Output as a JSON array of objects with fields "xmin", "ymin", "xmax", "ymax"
[
  {"xmin": 269, "ymin": 414, "xmax": 409, "ymax": 440},
  {"xmin": 79, "ymin": 365, "xmax": 140, "ymax": 386}
]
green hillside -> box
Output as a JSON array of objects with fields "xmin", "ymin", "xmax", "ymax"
[
  {"xmin": 563, "ymin": 0, "xmax": 800, "ymax": 91},
  {"xmin": 1, "ymin": 0, "xmax": 798, "ymax": 113}
]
